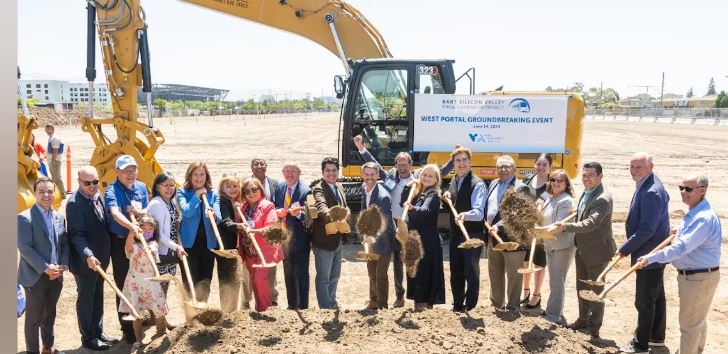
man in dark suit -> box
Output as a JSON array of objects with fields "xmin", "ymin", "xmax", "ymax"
[
  {"xmin": 251, "ymin": 157, "xmax": 279, "ymax": 304},
  {"xmin": 618, "ymin": 153, "xmax": 670, "ymax": 353},
  {"xmin": 484, "ymin": 155, "xmax": 526, "ymax": 312},
  {"xmin": 556, "ymin": 162, "xmax": 617, "ymax": 338},
  {"xmin": 310, "ymin": 157, "xmax": 350, "ymax": 309},
  {"xmin": 274, "ymin": 161, "xmax": 312, "ymax": 309},
  {"xmin": 360, "ymin": 162, "xmax": 396, "ymax": 309},
  {"xmin": 18, "ymin": 177, "xmax": 69, "ymax": 354},
  {"xmin": 66, "ymin": 166, "xmax": 117, "ymax": 351}
]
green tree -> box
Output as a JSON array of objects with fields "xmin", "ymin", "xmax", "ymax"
[
  {"xmin": 686, "ymin": 87, "xmax": 694, "ymax": 98},
  {"xmin": 707, "ymin": 78, "xmax": 716, "ymax": 95},
  {"xmin": 716, "ymin": 91, "xmax": 728, "ymax": 108}
]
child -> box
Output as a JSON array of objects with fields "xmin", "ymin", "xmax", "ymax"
[{"xmin": 119, "ymin": 216, "xmax": 169, "ymax": 351}]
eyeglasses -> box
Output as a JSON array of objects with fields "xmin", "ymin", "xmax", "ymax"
[
  {"xmin": 678, "ymin": 185, "xmax": 706, "ymax": 193},
  {"xmin": 81, "ymin": 179, "xmax": 100, "ymax": 186},
  {"xmin": 496, "ymin": 165, "xmax": 514, "ymax": 170},
  {"xmin": 549, "ymin": 179, "xmax": 565, "ymax": 183},
  {"xmin": 244, "ymin": 187, "xmax": 260, "ymax": 194}
]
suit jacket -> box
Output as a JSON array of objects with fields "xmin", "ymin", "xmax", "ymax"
[
  {"xmin": 274, "ymin": 181, "xmax": 312, "ymax": 253},
  {"xmin": 359, "ymin": 148, "xmax": 453, "ymax": 194},
  {"xmin": 620, "ymin": 174, "xmax": 670, "ymax": 268},
  {"xmin": 565, "ymin": 183, "xmax": 617, "ymax": 265},
  {"xmin": 17, "ymin": 205, "xmax": 70, "ymax": 287},
  {"xmin": 310, "ymin": 180, "xmax": 349, "ymax": 251},
  {"xmin": 177, "ymin": 188, "xmax": 221, "ymax": 249},
  {"xmin": 484, "ymin": 176, "xmax": 525, "ymax": 246},
  {"xmin": 66, "ymin": 190, "xmax": 111, "ymax": 276},
  {"xmin": 360, "ymin": 184, "xmax": 395, "ymax": 255},
  {"xmin": 262, "ymin": 176, "xmax": 279, "ymax": 204}
]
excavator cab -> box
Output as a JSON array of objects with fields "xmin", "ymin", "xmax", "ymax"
[{"xmin": 339, "ymin": 59, "xmax": 456, "ymax": 179}]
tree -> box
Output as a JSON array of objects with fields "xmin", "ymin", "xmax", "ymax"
[
  {"xmin": 707, "ymin": 78, "xmax": 716, "ymax": 95},
  {"xmin": 716, "ymin": 91, "xmax": 728, "ymax": 108},
  {"xmin": 686, "ymin": 87, "xmax": 694, "ymax": 98}
]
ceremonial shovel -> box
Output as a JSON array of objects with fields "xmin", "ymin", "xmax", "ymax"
[
  {"xmin": 579, "ymin": 233, "xmax": 676, "ymax": 303},
  {"xmin": 128, "ymin": 214, "xmax": 174, "ymax": 283},
  {"xmin": 520, "ymin": 212, "xmax": 577, "ymax": 274},
  {"xmin": 201, "ymin": 194, "xmax": 238, "ymax": 259},
  {"xmin": 94, "ymin": 265, "xmax": 143, "ymax": 321},
  {"xmin": 179, "ymin": 254, "xmax": 208, "ymax": 310},
  {"xmin": 355, "ymin": 205, "xmax": 383, "ymax": 261},
  {"xmin": 579, "ymin": 254, "xmax": 624, "ymax": 287},
  {"xmin": 234, "ymin": 204, "xmax": 277, "ymax": 268},
  {"xmin": 394, "ymin": 181, "xmax": 419, "ymax": 248},
  {"xmin": 443, "ymin": 198, "xmax": 484, "ymax": 249},
  {"xmin": 483, "ymin": 221, "xmax": 520, "ymax": 251}
]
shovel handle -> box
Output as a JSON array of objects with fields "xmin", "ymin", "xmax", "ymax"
[
  {"xmin": 400, "ymin": 180, "xmax": 419, "ymax": 220},
  {"xmin": 596, "ymin": 254, "xmax": 624, "ymax": 281},
  {"xmin": 128, "ymin": 214, "xmax": 162, "ymax": 278},
  {"xmin": 558, "ymin": 211, "xmax": 577, "ymax": 224},
  {"xmin": 444, "ymin": 198, "xmax": 472, "ymax": 241},
  {"xmin": 527, "ymin": 237, "xmax": 538, "ymax": 269},
  {"xmin": 483, "ymin": 220, "xmax": 506, "ymax": 244},
  {"xmin": 179, "ymin": 254, "xmax": 199, "ymax": 304},
  {"xmin": 201, "ymin": 194, "xmax": 227, "ymax": 251},
  {"xmin": 599, "ymin": 233, "xmax": 676, "ymax": 298},
  {"xmin": 234, "ymin": 204, "xmax": 272, "ymax": 267},
  {"xmin": 94, "ymin": 265, "xmax": 141, "ymax": 319}
]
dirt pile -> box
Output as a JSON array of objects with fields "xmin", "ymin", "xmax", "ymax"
[
  {"xmin": 146, "ymin": 307, "xmax": 619, "ymax": 353},
  {"xmin": 18, "ymin": 106, "xmax": 113, "ymax": 126}
]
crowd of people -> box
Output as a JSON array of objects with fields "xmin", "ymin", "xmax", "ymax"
[{"xmin": 17, "ymin": 134, "xmax": 722, "ymax": 354}]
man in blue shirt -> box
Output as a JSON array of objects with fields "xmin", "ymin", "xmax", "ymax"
[
  {"xmin": 104, "ymin": 155, "xmax": 149, "ymax": 344},
  {"xmin": 637, "ymin": 174, "xmax": 721, "ymax": 354},
  {"xmin": 618, "ymin": 152, "xmax": 670, "ymax": 353}
]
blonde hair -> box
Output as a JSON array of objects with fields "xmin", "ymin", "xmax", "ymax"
[
  {"xmin": 415, "ymin": 164, "xmax": 442, "ymax": 197},
  {"xmin": 218, "ymin": 174, "xmax": 242, "ymax": 202}
]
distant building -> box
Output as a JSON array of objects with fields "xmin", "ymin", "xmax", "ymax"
[
  {"xmin": 138, "ymin": 83, "xmax": 229, "ymax": 103},
  {"xmin": 19, "ymin": 79, "xmax": 67, "ymax": 104},
  {"xmin": 68, "ymin": 83, "xmax": 110, "ymax": 105}
]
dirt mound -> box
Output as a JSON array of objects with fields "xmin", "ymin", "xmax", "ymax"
[
  {"xmin": 18, "ymin": 106, "xmax": 113, "ymax": 126},
  {"xmin": 147, "ymin": 307, "xmax": 619, "ymax": 353}
]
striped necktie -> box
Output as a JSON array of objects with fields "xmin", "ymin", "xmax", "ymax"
[{"xmin": 285, "ymin": 187, "xmax": 292, "ymax": 208}]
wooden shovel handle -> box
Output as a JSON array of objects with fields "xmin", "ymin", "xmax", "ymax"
[
  {"xmin": 444, "ymin": 198, "xmax": 471, "ymax": 241},
  {"xmin": 527, "ymin": 237, "xmax": 538, "ymax": 268},
  {"xmin": 179, "ymin": 254, "xmax": 199, "ymax": 303},
  {"xmin": 400, "ymin": 180, "xmax": 419, "ymax": 220},
  {"xmin": 483, "ymin": 220, "xmax": 505, "ymax": 244},
  {"xmin": 94, "ymin": 265, "xmax": 141, "ymax": 319},
  {"xmin": 234, "ymin": 204, "xmax": 272, "ymax": 267},
  {"xmin": 600, "ymin": 233, "xmax": 676, "ymax": 297},
  {"xmin": 558, "ymin": 211, "xmax": 577, "ymax": 224},
  {"xmin": 201, "ymin": 194, "xmax": 227, "ymax": 251},
  {"xmin": 596, "ymin": 254, "xmax": 624, "ymax": 281},
  {"xmin": 128, "ymin": 214, "xmax": 161, "ymax": 277}
]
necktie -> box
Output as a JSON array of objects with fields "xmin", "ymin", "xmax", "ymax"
[
  {"xmin": 94, "ymin": 197, "xmax": 105, "ymax": 222},
  {"xmin": 285, "ymin": 187, "xmax": 292, "ymax": 208},
  {"xmin": 333, "ymin": 185, "xmax": 342, "ymax": 205}
]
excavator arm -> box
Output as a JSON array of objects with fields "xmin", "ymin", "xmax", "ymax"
[{"xmin": 82, "ymin": 0, "xmax": 391, "ymax": 193}]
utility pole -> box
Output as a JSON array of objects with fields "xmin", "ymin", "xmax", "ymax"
[{"xmin": 660, "ymin": 72, "xmax": 665, "ymax": 110}]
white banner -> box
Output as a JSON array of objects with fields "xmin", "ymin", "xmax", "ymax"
[{"xmin": 413, "ymin": 94, "xmax": 568, "ymax": 153}]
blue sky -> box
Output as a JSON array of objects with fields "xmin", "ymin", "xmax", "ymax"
[{"xmin": 18, "ymin": 0, "xmax": 728, "ymax": 100}]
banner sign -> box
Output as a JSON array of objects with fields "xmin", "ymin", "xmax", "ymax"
[{"xmin": 413, "ymin": 94, "xmax": 568, "ymax": 153}]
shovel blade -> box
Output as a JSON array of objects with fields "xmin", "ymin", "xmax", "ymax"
[
  {"xmin": 578, "ymin": 290, "xmax": 605, "ymax": 303},
  {"xmin": 121, "ymin": 314, "xmax": 143, "ymax": 321},
  {"xmin": 252, "ymin": 263, "xmax": 276, "ymax": 268},
  {"xmin": 458, "ymin": 239, "xmax": 485, "ymax": 249},
  {"xmin": 395, "ymin": 219, "xmax": 409, "ymax": 247},
  {"xmin": 517, "ymin": 266, "xmax": 543, "ymax": 274},
  {"xmin": 210, "ymin": 249, "xmax": 238, "ymax": 259},
  {"xmin": 579, "ymin": 279, "xmax": 607, "ymax": 287}
]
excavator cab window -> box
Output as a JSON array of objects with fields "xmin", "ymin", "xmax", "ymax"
[
  {"xmin": 416, "ymin": 65, "xmax": 445, "ymax": 95},
  {"xmin": 352, "ymin": 68, "xmax": 409, "ymax": 162}
]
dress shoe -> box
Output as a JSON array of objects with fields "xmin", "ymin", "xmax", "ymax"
[
  {"xmin": 83, "ymin": 338, "xmax": 111, "ymax": 351},
  {"xmin": 41, "ymin": 348, "xmax": 65, "ymax": 354},
  {"xmin": 365, "ymin": 301, "xmax": 379, "ymax": 310},
  {"xmin": 567, "ymin": 318, "xmax": 590, "ymax": 330},
  {"xmin": 524, "ymin": 294, "xmax": 542, "ymax": 309},
  {"xmin": 618, "ymin": 339, "xmax": 648, "ymax": 353},
  {"xmin": 122, "ymin": 333, "xmax": 137, "ymax": 344},
  {"xmin": 98, "ymin": 333, "xmax": 120, "ymax": 345},
  {"xmin": 590, "ymin": 328, "xmax": 600, "ymax": 338},
  {"xmin": 451, "ymin": 305, "xmax": 465, "ymax": 313},
  {"xmin": 393, "ymin": 297, "xmax": 405, "ymax": 308}
]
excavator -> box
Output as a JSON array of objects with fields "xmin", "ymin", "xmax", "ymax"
[{"xmin": 17, "ymin": 0, "xmax": 584, "ymax": 212}]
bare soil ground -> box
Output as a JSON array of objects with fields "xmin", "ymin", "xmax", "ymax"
[{"xmin": 17, "ymin": 114, "xmax": 728, "ymax": 353}]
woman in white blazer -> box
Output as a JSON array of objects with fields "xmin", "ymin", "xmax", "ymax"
[
  {"xmin": 540, "ymin": 169, "xmax": 577, "ymax": 325},
  {"xmin": 147, "ymin": 172, "xmax": 187, "ymax": 294}
]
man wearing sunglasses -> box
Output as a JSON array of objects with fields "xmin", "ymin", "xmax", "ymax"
[
  {"xmin": 618, "ymin": 152, "xmax": 670, "ymax": 354},
  {"xmin": 637, "ymin": 174, "xmax": 721, "ymax": 354},
  {"xmin": 66, "ymin": 166, "xmax": 116, "ymax": 351}
]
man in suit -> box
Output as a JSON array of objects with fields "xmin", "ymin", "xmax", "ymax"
[
  {"xmin": 274, "ymin": 161, "xmax": 312, "ymax": 309},
  {"xmin": 360, "ymin": 162, "xmax": 396, "ymax": 309},
  {"xmin": 66, "ymin": 166, "xmax": 117, "ymax": 351},
  {"xmin": 556, "ymin": 162, "xmax": 617, "ymax": 338},
  {"xmin": 310, "ymin": 157, "xmax": 350, "ymax": 309},
  {"xmin": 352, "ymin": 135, "xmax": 453, "ymax": 307},
  {"xmin": 18, "ymin": 177, "xmax": 69, "ymax": 354},
  {"xmin": 484, "ymin": 155, "xmax": 527, "ymax": 312},
  {"xmin": 251, "ymin": 157, "xmax": 279, "ymax": 305},
  {"xmin": 618, "ymin": 152, "xmax": 670, "ymax": 353}
]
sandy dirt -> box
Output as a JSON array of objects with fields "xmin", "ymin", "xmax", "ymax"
[{"xmin": 17, "ymin": 114, "xmax": 728, "ymax": 353}]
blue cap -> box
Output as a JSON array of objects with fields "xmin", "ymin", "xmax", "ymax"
[{"xmin": 115, "ymin": 155, "xmax": 138, "ymax": 170}]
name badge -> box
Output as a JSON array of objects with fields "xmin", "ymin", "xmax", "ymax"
[{"xmin": 539, "ymin": 191, "xmax": 550, "ymax": 201}]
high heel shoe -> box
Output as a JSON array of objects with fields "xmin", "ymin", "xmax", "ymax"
[
  {"xmin": 525, "ymin": 294, "xmax": 541, "ymax": 309},
  {"xmin": 520, "ymin": 289, "xmax": 531, "ymax": 305}
]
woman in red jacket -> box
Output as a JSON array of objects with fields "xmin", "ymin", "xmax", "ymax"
[{"xmin": 239, "ymin": 177, "xmax": 283, "ymax": 312}]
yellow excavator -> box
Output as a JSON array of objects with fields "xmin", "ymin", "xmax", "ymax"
[{"xmin": 17, "ymin": 0, "xmax": 584, "ymax": 212}]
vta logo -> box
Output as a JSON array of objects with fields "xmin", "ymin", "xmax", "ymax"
[
  {"xmin": 468, "ymin": 133, "xmax": 486, "ymax": 142},
  {"xmin": 509, "ymin": 98, "xmax": 530, "ymax": 113}
]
